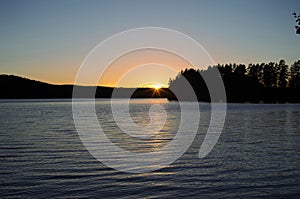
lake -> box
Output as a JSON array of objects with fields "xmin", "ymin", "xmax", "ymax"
[{"xmin": 0, "ymin": 99, "xmax": 300, "ymax": 198}]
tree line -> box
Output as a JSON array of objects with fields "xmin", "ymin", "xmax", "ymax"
[{"xmin": 168, "ymin": 60, "xmax": 300, "ymax": 103}]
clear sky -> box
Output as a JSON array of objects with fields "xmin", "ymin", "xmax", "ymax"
[{"xmin": 0, "ymin": 0, "xmax": 299, "ymax": 87}]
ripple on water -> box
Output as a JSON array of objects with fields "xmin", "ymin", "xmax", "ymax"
[{"xmin": 0, "ymin": 100, "xmax": 300, "ymax": 198}]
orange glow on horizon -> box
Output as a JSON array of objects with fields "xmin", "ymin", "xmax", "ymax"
[
  {"xmin": 153, "ymin": 85, "xmax": 162, "ymax": 90},
  {"xmin": 98, "ymin": 48, "xmax": 192, "ymax": 88},
  {"xmin": 148, "ymin": 83, "xmax": 164, "ymax": 89}
]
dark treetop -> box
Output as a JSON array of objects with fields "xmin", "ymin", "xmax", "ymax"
[{"xmin": 169, "ymin": 60, "xmax": 300, "ymax": 103}]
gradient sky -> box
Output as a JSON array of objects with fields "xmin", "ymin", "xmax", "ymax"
[{"xmin": 0, "ymin": 0, "xmax": 299, "ymax": 87}]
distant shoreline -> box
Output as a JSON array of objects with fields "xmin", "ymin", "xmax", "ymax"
[
  {"xmin": 0, "ymin": 74, "xmax": 175, "ymax": 99},
  {"xmin": 1, "ymin": 74, "xmax": 300, "ymax": 103}
]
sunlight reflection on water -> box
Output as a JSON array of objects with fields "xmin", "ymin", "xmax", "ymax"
[{"xmin": 0, "ymin": 99, "xmax": 300, "ymax": 198}]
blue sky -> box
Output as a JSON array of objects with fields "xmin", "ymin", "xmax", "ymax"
[{"xmin": 0, "ymin": 0, "xmax": 299, "ymax": 85}]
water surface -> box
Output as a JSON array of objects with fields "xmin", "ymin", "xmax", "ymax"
[{"xmin": 0, "ymin": 99, "xmax": 300, "ymax": 198}]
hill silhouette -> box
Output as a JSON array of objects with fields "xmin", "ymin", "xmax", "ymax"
[
  {"xmin": 0, "ymin": 74, "xmax": 175, "ymax": 99},
  {"xmin": 2, "ymin": 59, "xmax": 300, "ymax": 103}
]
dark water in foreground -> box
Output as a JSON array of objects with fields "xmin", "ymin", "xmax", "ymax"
[{"xmin": 0, "ymin": 99, "xmax": 300, "ymax": 198}]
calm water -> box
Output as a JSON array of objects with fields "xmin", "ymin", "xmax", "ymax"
[{"xmin": 0, "ymin": 99, "xmax": 300, "ymax": 198}]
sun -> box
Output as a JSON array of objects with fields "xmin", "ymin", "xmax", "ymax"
[
  {"xmin": 152, "ymin": 84, "xmax": 162, "ymax": 90},
  {"xmin": 140, "ymin": 82, "xmax": 167, "ymax": 89},
  {"xmin": 149, "ymin": 83, "xmax": 165, "ymax": 97}
]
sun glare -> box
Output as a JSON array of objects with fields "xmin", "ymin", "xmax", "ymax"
[
  {"xmin": 150, "ymin": 83, "xmax": 163, "ymax": 97},
  {"xmin": 152, "ymin": 84, "xmax": 162, "ymax": 90}
]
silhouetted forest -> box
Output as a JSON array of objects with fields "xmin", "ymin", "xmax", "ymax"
[
  {"xmin": 0, "ymin": 75, "xmax": 174, "ymax": 99},
  {"xmin": 168, "ymin": 60, "xmax": 300, "ymax": 103},
  {"xmin": 2, "ymin": 60, "xmax": 300, "ymax": 103}
]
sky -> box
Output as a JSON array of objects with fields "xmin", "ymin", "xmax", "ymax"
[{"xmin": 0, "ymin": 0, "xmax": 299, "ymax": 87}]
